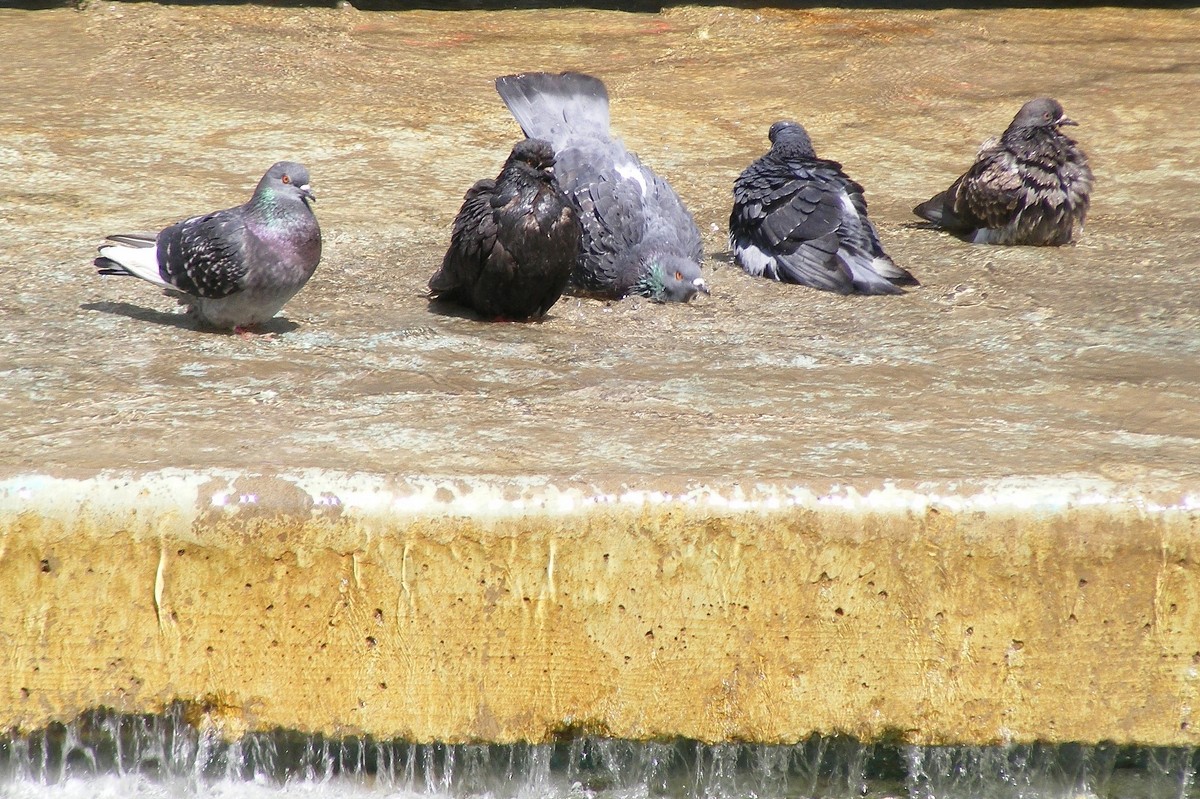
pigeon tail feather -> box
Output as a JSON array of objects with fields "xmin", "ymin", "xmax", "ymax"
[
  {"xmin": 495, "ymin": 72, "xmax": 611, "ymax": 146},
  {"xmin": 104, "ymin": 232, "xmax": 158, "ymax": 247},
  {"xmin": 776, "ymin": 261, "xmax": 852, "ymax": 294},
  {"xmin": 94, "ymin": 243, "xmax": 171, "ymax": 289},
  {"xmin": 870, "ymin": 255, "xmax": 920, "ymax": 287},
  {"xmin": 845, "ymin": 259, "xmax": 905, "ymax": 295},
  {"xmin": 913, "ymin": 193, "xmax": 948, "ymax": 225}
]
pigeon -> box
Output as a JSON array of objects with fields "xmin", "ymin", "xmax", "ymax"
[
  {"xmin": 428, "ymin": 138, "xmax": 581, "ymax": 321},
  {"xmin": 95, "ymin": 161, "xmax": 322, "ymax": 332},
  {"xmin": 730, "ymin": 121, "xmax": 917, "ymax": 295},
  {"xmin": 495, "ymin": 71, "xmax": 709, "ymax": 303},
  {"xmin": 913, "ymin": 98, "xmax": 1093, "ymax": 245}
]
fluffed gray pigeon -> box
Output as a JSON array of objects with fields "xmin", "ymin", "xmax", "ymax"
[
  {"xmin": 730, "ymin": 120, "xmax": 917, "ymax": 295},
  {"xmin": 495, "ymin": 71, "xmax": 708, "ymax": 303},
  {"xmin": 428, "ymin": 138, "xmax": 581, "ymax": 321},
  {"xmin": 913, "ymin": 98, "xmax": 1093, "ymax": 245},
  {"xmin": 95, "ymin": 161, "xmax": 322, "ymax": 331}
]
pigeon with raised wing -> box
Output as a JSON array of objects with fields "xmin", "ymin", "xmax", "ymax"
[{"xmin": 495, "ymin": 71, "xmax": 708, "ymax": 303}]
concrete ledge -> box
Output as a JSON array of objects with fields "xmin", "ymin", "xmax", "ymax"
[{"xmin": 3, "ymin": 472, "xmax": 1197, "ymax": 746}]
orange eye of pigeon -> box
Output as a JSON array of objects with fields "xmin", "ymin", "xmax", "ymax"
[
  {"xmin": 674, "ymin": 270, "xmax": 684, "ymax": 281},
  {"xmin": 281, "ymin": 174, "xmax": 291, "ymax": 184}
]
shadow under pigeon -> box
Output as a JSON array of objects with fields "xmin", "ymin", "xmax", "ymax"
[
  {"xmin": 905, "ymin": 221, "xmax": 952, "ymax": 233},
  {"xmin": 80, "ymin": 301, "xmax": 301, "ymax": 335},
  {"xmin": 425, "ymin": 298, "xmax": 556, "ymax": 324}
]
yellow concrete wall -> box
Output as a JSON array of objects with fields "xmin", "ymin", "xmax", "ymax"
[{"xmin": 2, "ymin": 473, "xmax": 1198, "ymax": 746}]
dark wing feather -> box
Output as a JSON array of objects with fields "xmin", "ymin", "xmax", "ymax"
[
  {"xmin": 773, "ymin": 232, "xmax": 853, "ymax": 293},
  {"xmin": 429, "ymin": 179, "xmax": 499, "ymax": 301},
  {"xmin": 560, "ymin": 146, "xmax": 648, "ymax": 296},
  {"xmin": 490, "ymin": 174, "xmax": 540, "ymax": 267},
  {"xmin": 834, "ymin": 170, "xmax": 918, "ymax": 288},
  {"xmin": 837, "ymin": 173, "xmax": 882, "ymax": 254},
  {"xmin": 156, "ymin": 208, "xmax": 250, "ymax": 299},
  {"xmin": 732, "ymin": 157, "xmax": 855, "ymax": 292},
  {"xmin": 486, "ymin": 176, "xmax": 579, "ymax": 317},
  {"xmin": 952, "ymin": 148, "xmax": 1027, "ymax": 230},
  {"xmin": 912, "ymin": 189, "xmax": 953, "ymax": 226},
  {"xmin": 760, "ymin": 178, "xmax": 844, "ymax": 248},
  {"xmin": 915, "ymin": 140, "xmax": 1024, "ymax": 233}
]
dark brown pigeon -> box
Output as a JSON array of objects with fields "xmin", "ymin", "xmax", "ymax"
[
  {"xmin": 428, "ymin": 138, "xmax": 581, "ymax": 321},
  {"xmin": 95, "ymin": 161, "xmax": 321, "ymax": 332},
  {"xmin": 913, "ymin": 98, "xmax": 1093, "ymax": 245},
  {"xmin": 495, "ymin": 72, "xmax": 708, "ymax": 303},
  {"xmin": 730, "ymin": 120, "xmax": 917, "ymax": 295}
]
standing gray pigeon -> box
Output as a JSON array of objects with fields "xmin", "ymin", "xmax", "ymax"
[
  {"xmin": 95, "ymin": 161, "xmax": 322, "ymax": 332},
  {"xmin": 428, "ymin": 138, "xmax": 581, "ymax": 321},
  {"xmin": 495, "ymin": 71, "xmax": 709, "ymax": 303},
  {"xmin": 730, "ymin": 121, "xmax": 917, "ymax": 295},
  {"xmin": 913, "ymin": 98, "xmax": 1093, "ymax": 245}
]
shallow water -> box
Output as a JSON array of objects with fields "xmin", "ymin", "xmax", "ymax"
[{"xmin": 0, "ymin": 4, "xmax": 1198, "ymax": 489}]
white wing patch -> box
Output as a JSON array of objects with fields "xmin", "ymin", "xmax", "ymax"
[
  {"xmin": 734, "ymin": 242, "xmax": 775, "ymax": 278},
  {"xmin": 615, "ymin": 160, "xmax": 649, "ymax": 195},
  {"xmin": 98, "ymin": 243, "xmax": 171, "ymax": 289}
]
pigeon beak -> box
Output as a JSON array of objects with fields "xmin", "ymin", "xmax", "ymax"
[
  {"xmin": 300, "ymin": 183, "xmax": 317, "ymax": 203},
  {"xmin": 1057, "ymin": 115, "xmax": 1078, "ymax": 127},
  {"xmin": 694, "ymin": 277, "xmax": 711, "ymax": 295}
]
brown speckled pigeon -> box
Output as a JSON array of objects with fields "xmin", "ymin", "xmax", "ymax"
[{"xmin": 913, "ymin": 98, "xmax": 1093, "ymax": 245}]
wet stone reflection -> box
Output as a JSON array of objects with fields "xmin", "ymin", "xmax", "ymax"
[{"xmin": 1, "ymin": 4, "xmax": 1198, "ymax": 481}]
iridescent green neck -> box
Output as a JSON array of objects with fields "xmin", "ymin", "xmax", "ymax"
[
  {"xmin": 633, "ymin": 263, "xmax": 667, "ymax": 300},
  {"xmin": 251, "ymin": 187, "xmax": 304, "ymax": 223}
]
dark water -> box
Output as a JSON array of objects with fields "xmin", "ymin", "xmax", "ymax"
[{"xmin": 1, "ymin": 707, "xmax": 1197, "ymax": 798}]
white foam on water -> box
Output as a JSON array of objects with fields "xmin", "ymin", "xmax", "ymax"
[
  {"xmin": 3, "ymin": 470, "xmax": 1195, "ymax": 527},
  {"xmin": 0, "ymin": 774, "xmax": 412, "ymax": 799}
]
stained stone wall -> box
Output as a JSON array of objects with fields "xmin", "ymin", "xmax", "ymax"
[
  {"xmin": 3, "ymin": 473, "xmax": 1197, "ymax": 746},
  {"xmin": 3, "ymin": 1, "xmax": 1199, "ymax": 748}
]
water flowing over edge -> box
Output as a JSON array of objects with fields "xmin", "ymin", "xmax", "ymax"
[{"xmin": 1, "ymin": 705, "xmax": 1197, "ymax": 799}]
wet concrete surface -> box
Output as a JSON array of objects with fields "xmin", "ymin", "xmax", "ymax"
[{"xmin": 1, "ymin": 4, "xmax": 1199, "ymax": 492}]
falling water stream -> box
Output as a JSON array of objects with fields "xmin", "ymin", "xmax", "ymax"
[{"xmin": 1, "ymin": 707, "xmax": 1196, "ymax": 799}]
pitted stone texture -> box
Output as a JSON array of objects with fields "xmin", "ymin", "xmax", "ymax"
[{"xmin": 2, "ymin": 474, "xmax": 1198, "ymax": 746}]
